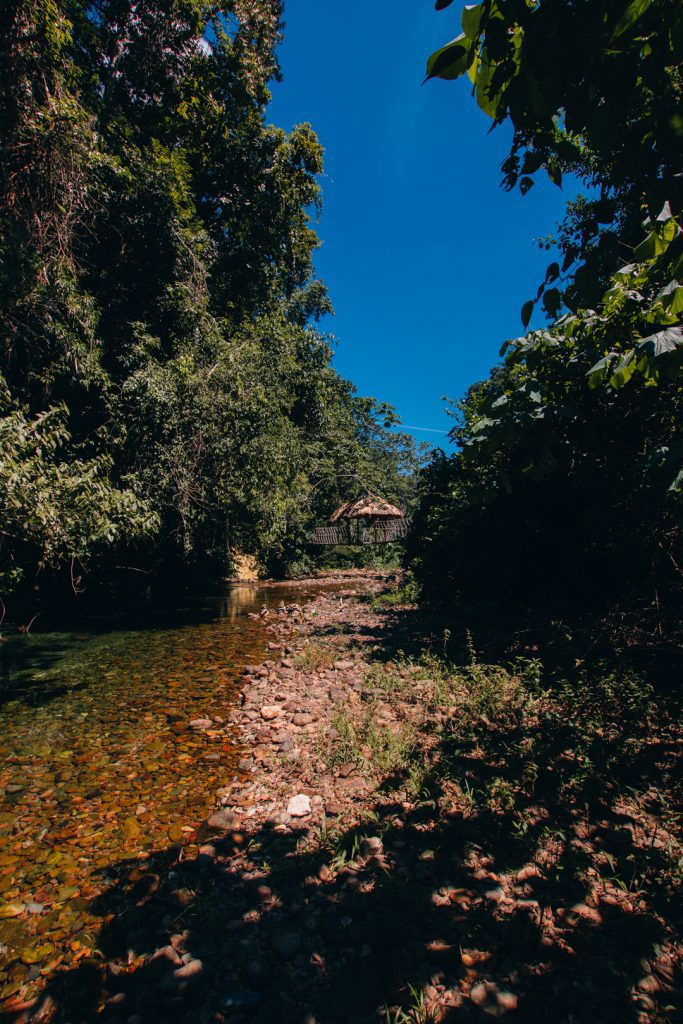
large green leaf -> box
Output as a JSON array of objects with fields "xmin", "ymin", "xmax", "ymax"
[
  {"xmin": 609, "ymin": 351, "xmax": 637, "ymax": 388},
  {"xmin": 611, "ymin": 0, "xmax": 654, "ymax": 40},
  {"xmin": 637, "ymin": 326, "xmax": 683, "ymax": 359},
  {"xmin": 633, "ymin": 205, "xmax": 679, "ymax": 261},
  {"xmin": 461, "ymin": 3, "xmax": 484, "ymax": 39},
  {"xmin": 425, "ymin": 33, "xmax": 471, "ymax": 81},
  {"xmin": 587, "ymin": 353, "xmax": 618, "ymax": 389},
  {"xmin": 474, "ymin": 52, "xmax": 500, "ymax": 118},
  {"xmin": 657, "ymin": 280, "xmax": 683, "ymax": 315}
]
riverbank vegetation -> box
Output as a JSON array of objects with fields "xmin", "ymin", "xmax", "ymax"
[
  {"xmin": 0, "ymin": 0, "xmax": 421, "ymax": 613},
  {"xmin": 408, "ymin": 0, "xmax": 682, "ymax": 661}
]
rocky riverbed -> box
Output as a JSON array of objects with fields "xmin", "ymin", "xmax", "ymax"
[
  {"xmin": 220, "ymin": 573, "xmax": 404, "ymax": 830},
  {"xmin": 5, "ymin": 570, "xmax": 681, "ymax": 1024}
]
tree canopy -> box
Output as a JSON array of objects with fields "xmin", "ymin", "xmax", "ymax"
[
  {"xmin": 408, "ymin": 0, "xmax": 682, "ymax": 646},
  {"xmin": 0, "ymin": 0, "xmax": 422, "ymax": 603}
]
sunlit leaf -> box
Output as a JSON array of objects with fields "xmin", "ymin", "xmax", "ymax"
[
  {"xmin": 637, "ymin": 326, "xmax": 683, "ymax": 359},
  {"xmin": 474, "ymin": 52, "xmax": 499, "ymax": 117},
  {"xmin": 461, "ymin": 3, "xmax": 484, "ymax": 39},
  {"xmin": 609, "ymin": 351, "xmax": 637, "ymax": 388},
  {"xmin": 425, "ymin": 34, "xmax": 471, "ymax": 81},
  {"xmin": 587, "ymin": 353, "xmax": 618, "ymax": 388}
]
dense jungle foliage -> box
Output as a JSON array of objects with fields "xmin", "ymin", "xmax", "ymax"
[
  {"xmin": 408, "ymin": 0, "xmax": 683, "ymax": 650},
  {"xmin": 0, "ymin": 0, "xmax": 422, "ymax": 607}
]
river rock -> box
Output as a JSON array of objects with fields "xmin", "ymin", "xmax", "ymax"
[
  {"xmin": 173, "ymin": 958, "xmax": 203, "ymax": 980},
  {"xmin": 268, "ymin": 810, "xmax": 291, "ymax": 826},
  {"xmin": 339, "ymin": 776, "xmax": 369, "ymax": 794},
  {"xmin": 292, "ymin": 713, "xmax": 314, "ymax": 727},
  {"xmin": 287, "ymin": 794, "xmax": 311, "ymax": 817},
  {"xmin": 470, "ymin": 982, "xmax": 488, "ymax": 1006},
  {"xmin": 207, "ymin": 809, "xmax": 237, "ymax": 831},
  {"xmin": 189, "ymin": 718, "xmax": 212, "ymax": 730},
  {"xmin": 260, "ymin": 705, "xmax": 281, "ymax": 720}
]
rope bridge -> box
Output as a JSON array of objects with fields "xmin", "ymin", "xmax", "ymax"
[{"xmin": 309, "ymin": 521, "xmax": 408, "ymax": 546}]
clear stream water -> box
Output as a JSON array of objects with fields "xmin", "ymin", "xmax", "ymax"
[{"xmin": 0, "ymin": 583, "xmax": 318, "ymax": 1007}]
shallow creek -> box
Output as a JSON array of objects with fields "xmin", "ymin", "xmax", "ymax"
[{"xmin": 0, "ymin": 583, "xmax": 315, "ymax": 1007}]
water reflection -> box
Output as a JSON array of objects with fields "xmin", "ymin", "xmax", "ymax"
[{"xmin": 0, "ymin": 583, "xmax": 311, "ymax": 1007}]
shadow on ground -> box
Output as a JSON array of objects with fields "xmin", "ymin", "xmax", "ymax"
[
  {"xmin": 4, "ymin": 801, "xmax": 679, "ymax": 1024},
  {"xmin": 3, "ymin": 602, "xmax": 681, "ymax": 1024}
]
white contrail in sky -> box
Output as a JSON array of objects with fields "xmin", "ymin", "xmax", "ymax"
[{"xmin": 398, "ymin": 425, "xmax": 450, "ymax": 435}]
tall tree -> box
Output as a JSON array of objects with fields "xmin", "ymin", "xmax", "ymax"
[
  {"xmin": 407, "ymin": 0, "xmax": 682, "ymax": 639},
  {"xmin": 0, "ymin": 1, "xmax": 421, "ymax": 604}
]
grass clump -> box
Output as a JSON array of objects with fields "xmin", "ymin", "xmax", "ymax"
[
  {"xmin": 370, "ymin": 577, "xmax": 419, "ymax": 611},
  {"xmin": 324, "ymin": 707, "xmax": 414, "ymax": 777},
  {"xmin": 382, "ymin": 985, "xmax": 439, "ymax": 1024},
  {"xmin": 293, "ymin": 643, "xmax": 337, "ymax": 672},
  {"xmin": 364, "ymin": 651, "xmax": 453, "ymax": 705}
]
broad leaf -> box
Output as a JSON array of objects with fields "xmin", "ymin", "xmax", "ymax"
[
  {"xmin": 546, "ymin": 161, "xmax": 562, "ymax": 187},
  {"xmin": 474, "ymin": 52, "xmax": 500, "ymax": 118},
  {"xmin": 637, "ymin": 326, "xmax": 683, "ymax": 359},
  {"xmin": 587, "ymin": 353, "xmax": 617, "ymax": 389},
  {"xmin": 542, "ymin": 287, "xmax": 562, "ymax": 316},
  {"xmin": 609, "ymin": 352, "xmax": 637, "ymax": 388},
  {"xmin": 634, "ymin": 212, "xmax": 679, "ymax": 261},
  {"xmin": 611, "ymin": 0, "xmax": 654, "ymax": 39},
  {"xmin": 521, "ymin": 300, "xmax": 534, "ymax": 328},
  {"xmin": 425, "ymin": 34, "xmax": 471, "ymax": 81},
  {"xmin": 461, "ymin": 4, "xmax": 484, "ymax": 39}
]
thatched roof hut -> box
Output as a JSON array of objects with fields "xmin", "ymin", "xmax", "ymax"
[{"xmin": 329, "ymin": 494, "xmax": 404, "ymax": 524}]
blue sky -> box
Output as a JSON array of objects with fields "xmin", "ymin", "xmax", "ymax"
[{"xmin": 268, "ymin": 1, "xmax": 575, "ymax": 445}]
